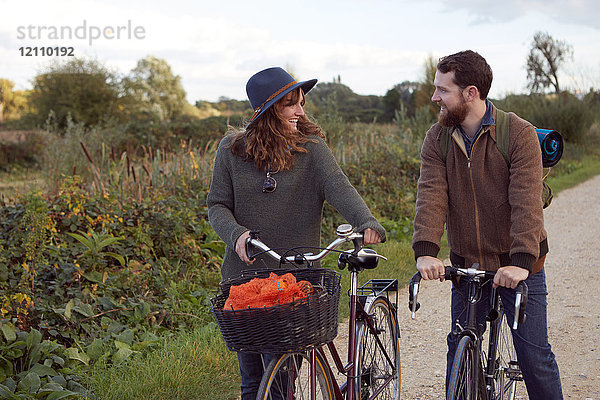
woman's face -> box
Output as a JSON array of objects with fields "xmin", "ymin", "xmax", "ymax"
[{"xmin": 278, "ymin": 89, "xmax": 305, "ymax": 131}]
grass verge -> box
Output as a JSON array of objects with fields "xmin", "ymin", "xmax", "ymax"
[
  {"xmin": 88, "ymin": 323, "xmax": 239, "ymax": 400},
  {"xmin": 546, "ymin": 154, "xmax": 600, "ymax": 193}
]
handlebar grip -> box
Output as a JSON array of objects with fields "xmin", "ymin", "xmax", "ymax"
[
  {"xmin": 444, "ymin": 265, "xmax": 456, "ymax": 281},
  {"xmin": 245, "ymin": 230, "xmax": 261, "ymax": 261},
  {"xmin": 513, "ymin": 281, "xmax": 528, "ymax": 329}
]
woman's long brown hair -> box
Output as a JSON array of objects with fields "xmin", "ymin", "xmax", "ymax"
[{"xmin": 229, "ymin": 88, "xmax": 325, "ymax": 172}]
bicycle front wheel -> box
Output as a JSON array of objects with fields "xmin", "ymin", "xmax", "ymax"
[
  {"xmin": 447, "ymin": 335, "xmax": 479, "ymax": 400},
  {"xmin": 355, "ymin": 296, "xmax": 401, "ymax": 400},
  {"xmin": 490, "ymin": 311, "xmax": 522, "ymax": 400},
  {"xmin": 257, "ymin": 351, "xmax": 333, "ymax": 400}
]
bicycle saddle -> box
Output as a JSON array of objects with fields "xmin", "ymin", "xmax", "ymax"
[{"xmin": 338, "ymin": 249, "xmax": 380, "ymax": 271}]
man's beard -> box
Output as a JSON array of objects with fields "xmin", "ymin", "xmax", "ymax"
[{"xmin": 438, "ymin": 98, "xmax": 469, "ymax": 127}]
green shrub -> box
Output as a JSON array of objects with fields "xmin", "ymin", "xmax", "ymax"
[
  {"xmin": 323, "ymin": 121, "xmax": 422, "ymax": 242},
  {"xmin": 0, "ymin": 168, "xmax": 224, "ymax": 393},
  {"xmin": 0, "ymin": 323, "xmax": 90, "ymax": 398},
  {"xmin": 120, "ymin": 116, "xmax": 243, "ymax": 153},
  {"xmin": 495, "ymin": 93, "xmax": 595, "ymax": 143}
]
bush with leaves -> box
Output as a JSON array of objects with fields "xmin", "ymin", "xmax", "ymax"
[
  {"xmin": 0, "ymin": 323, "xmax": 89, "ymax": 398},
  {"xmin": 494, "ymin": 92, "xmax": 595, "ymax": 144},
  {"xmin": 0, "ymin": 168, "xmax": 223, "ymax": 395}
]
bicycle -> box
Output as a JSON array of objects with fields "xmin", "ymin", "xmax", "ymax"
[
  {"xmin": 214, "ymin": 224, "xmax": 401, "ymax": 400},
  {"xmin": 408, "ymin": 264, "xmax": 528, "ymax": 400}
]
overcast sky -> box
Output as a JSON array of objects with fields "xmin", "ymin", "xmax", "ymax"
[{"xmin": 1, "ymin": 0, "xmax": 599, "ymax": 103}]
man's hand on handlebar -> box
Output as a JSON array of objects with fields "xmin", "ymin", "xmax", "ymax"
[
  {"xmin": 362, "ymin": 228, "xmax": 382, "ymax": 245},
  {"xmin": 493, "ymin": 266, "xmax": 529, "ymax": 289},
  {"xmin": 235, "ymin": 230, "xmax": 254, "ymax": 265},
  {"xmin": 416, "ymin": 255, "xmax": 446, "ymax": 281}
]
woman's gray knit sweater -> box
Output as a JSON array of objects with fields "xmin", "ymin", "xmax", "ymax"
[{"xmin": 207, "ymin": 134, "xmax": 386, "ymax": 280}]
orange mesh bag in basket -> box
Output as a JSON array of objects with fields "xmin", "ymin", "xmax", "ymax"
[
  {"xmin": 224, "ymin": 272, "xmax": 314, "ymax": 310},
  {"xmin": 210, "ymin": 268, "xmax": 341, "ymax": 353}
]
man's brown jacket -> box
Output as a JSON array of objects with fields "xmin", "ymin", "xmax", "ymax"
[{"xmin": 412, "ymin": 104, "xmax": 548, "ymax": 273}]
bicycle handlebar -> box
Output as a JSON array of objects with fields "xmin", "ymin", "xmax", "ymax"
[
  {"xmin": 245, "ymin": 224, "xmax": 387, "ymax": 268},
  {"xmin": 408, "ymin": 265, "xmax": 528, "ymax": 329}
]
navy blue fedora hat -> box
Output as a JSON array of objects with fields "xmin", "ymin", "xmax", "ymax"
[{"xmin": 246, "ymin": 67, "xmax": 317, "ymax": 124}]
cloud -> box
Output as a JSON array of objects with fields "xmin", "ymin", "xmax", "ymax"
[
  {"xmin": 1, "ymin": 0, "xmax": 599, "ymax": 101},
  {"xmin": 437, "ymin": 0, "xmax": 600, "ymax": 30}
]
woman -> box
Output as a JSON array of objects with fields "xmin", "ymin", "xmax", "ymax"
[{"xmin": 207, "ymin": 66, "xmax": 386, "ymax": 399}]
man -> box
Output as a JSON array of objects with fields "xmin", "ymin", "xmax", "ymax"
[{"xmin": 412, "ymin": 50, "xmax": 563, "ymax": 399}]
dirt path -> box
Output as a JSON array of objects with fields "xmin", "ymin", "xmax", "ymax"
[{"xmin": 395, "ymin": 174, "xmax": 600, "ymax": 399}]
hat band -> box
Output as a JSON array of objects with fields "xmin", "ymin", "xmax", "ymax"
[{"xmin": 249, "ymin": 80, "xmax": 298, "ymax": 122}]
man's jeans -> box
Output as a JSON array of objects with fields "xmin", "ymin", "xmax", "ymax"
[
  {"xmin": 237, "ymin": 352, "xmax": 279, "ymax": 400},
  {"xmin": 446, "ymin": 268, "xmax": 563, "ymax": 400}
]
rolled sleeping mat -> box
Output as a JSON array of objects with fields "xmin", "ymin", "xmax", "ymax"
[{"xmin": 536, "ymin": 129, "xmax": 563, "ymax": 168}]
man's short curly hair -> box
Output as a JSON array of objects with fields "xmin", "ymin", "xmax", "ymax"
[{"xmin": 438, "ymin": 50, "xmax": 493, "ymax": 100}]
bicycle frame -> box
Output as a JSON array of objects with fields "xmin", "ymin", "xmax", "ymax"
[
  {"xmin": 455, "ymin": 274, "xmax": 487, "ymax": 398},
  {"xmin": 408, "ymin": 266, "xmax": 527, "ymax": 400},
  {"xmin": 305, "ymin": 271, "xmax": 399, "ymax": 400},
  {"xmin": 245, "ymin": 225, "xmax": 398, "ymax": 400},
  {"xmin": 450, "ymin": 274, "xmax": 521, "ymax": 400}
]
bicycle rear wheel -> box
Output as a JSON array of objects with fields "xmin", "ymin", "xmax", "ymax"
[
  {"xmin": 256, "ymin": 351, "xmax": 333, "ymax": 400},
  {"xmin": 490, "ymin": 311, "xmax": 522, "ymax": 400},
  {"xmin": 447, "ymin": 335, "xmax": 479, "ymax": 400},
  {"xmin": 355, "ymin": 296, "xmax": 401, "ymax": 400}
]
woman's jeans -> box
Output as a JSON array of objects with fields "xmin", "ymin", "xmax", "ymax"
[
  {"xmin": 446, "ymin": 268, "xmax": 563, "ymax": 400},
  {"xmin": 237, "ymin": 352, "xmax": 279, "ymax": 400}
]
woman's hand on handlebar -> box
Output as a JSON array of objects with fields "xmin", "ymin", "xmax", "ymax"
[
  {"xmin": 362, "ymin": 228, "xmax": 382, "ymax": 245},
  {"xmin": 235, "ymin": 230, "xmax": 254, "ymax": 265},
  {"xmin": 416, "ymin": 255, "xmax": 446, "ymax": 281},
  {"xmin": 493, "ymin": 266, "xmax": 529, "ymax": 289}
]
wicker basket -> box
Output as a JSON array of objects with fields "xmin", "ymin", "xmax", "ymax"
[{"xmin": 210, "ymin": 268, "xmax": 341, "ymax": 354}]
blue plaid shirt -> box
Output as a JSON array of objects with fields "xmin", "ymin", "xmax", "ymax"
[{"xmin": 458, "ymin": 99, "xmax": 495, "ymax": 158}]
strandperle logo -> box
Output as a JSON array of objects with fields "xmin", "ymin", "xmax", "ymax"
[{"xmin": 16, "ymin": 20, "xmax": 146, "ymax": 46}]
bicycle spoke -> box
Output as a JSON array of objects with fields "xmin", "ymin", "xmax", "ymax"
[
  {"xmin": 492, "ymin": 311, "xmax": 522, "ymax": 400},
  {"xmin": 258, "ymin": 352, "xmax": 332, "ymax": 400},
  {"xmin": 355, "ymin": 298, "xmax": 400, "ymax": 400},
  {"xmin": 448, "ymin": 336, "xmax": 478, "ymax": 400}
]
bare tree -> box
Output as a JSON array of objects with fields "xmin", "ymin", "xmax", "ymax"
[{"xmin": 526, "ymin": 31, "xmax": 573, "ymax": 94}]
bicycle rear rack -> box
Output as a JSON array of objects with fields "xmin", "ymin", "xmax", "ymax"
[{"xmin": 357, "ymin": 279, "xmax": 398, "ymax": 307}]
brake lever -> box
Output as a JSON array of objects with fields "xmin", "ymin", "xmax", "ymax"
[
  {"xmin": 355, "ymin": 249, "xmax": 388, "ymax": 261},
  {"xmin": 408, "ymin": 272, "xmax": 422, "ymax": 319},
  {"xmin": 513, "ymin": 281, "xmax": 528, "ymax": 329}
]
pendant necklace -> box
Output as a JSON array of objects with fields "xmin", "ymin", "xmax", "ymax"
[{"xmin": 262, "ymin": 167, "xmax": 277, "ymax": 193}]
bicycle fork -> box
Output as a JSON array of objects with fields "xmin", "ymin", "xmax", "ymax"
[
  {"xmin": 484, "ymin": 288, "xmax": 502, "ymax": 399},
  {"xmin": 459, "ymin": 277, "xmax": 485, "ymax": 399},
  {"xmin": 347, "ymin": 270, "xmax": 359, "ymax": 399},
  {"xmin": 483, "ymin": 289, "xmax": 520, "ymax": 400},
  {"xmin": 348, "ymin": 271, "xmax": 398, "ymax": 400}
]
